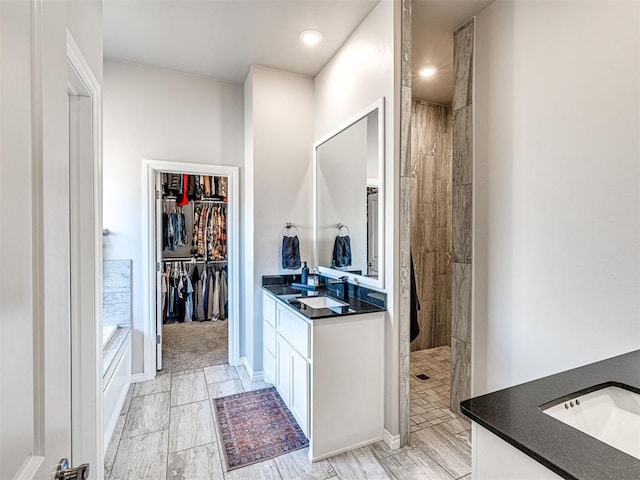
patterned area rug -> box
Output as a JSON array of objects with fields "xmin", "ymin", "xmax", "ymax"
[
  {"xmin": 162, "ymin": 320, "xmax": 228, "ymax": 372},
  {"xmin": 213, "ymin": 387, "xmax": 309, "ymax": 471}
]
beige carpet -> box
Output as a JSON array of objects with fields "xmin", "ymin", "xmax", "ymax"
[{"xmin": 161, "ymin": 321, "xmax": 228, "ymax": 372}]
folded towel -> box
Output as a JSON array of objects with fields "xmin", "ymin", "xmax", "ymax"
[
  {"xmin": 281, "ymin": 235, "xmax": 301, "ymax": 270},
  {"xmin": 332, "ymin": 235, "xmax": 352, "ymax": 268}
]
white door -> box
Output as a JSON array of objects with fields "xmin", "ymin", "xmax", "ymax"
[
  {"xmin": 156, "ymin": 173, "xmax": 164, "ymax": 370},
  {"xmin": 0, "ymin": 3, "xmax": 91, "ymax": 479}
]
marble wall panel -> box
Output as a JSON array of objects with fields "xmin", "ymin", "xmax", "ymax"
[{"xmin": 103, "ymin": 259, "xmax": 132, "ymax": 327}]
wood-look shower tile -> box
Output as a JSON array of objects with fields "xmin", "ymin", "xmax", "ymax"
[
  {"xmin": 452, "ymin": 263, "xmax": 471, "ymax": 342},
  {"xmin": 399, "ymin": 266, "xmax": 411, "ymax": 357},
  {"xmin": 415, "ymin": 253, "xmax": 436, "ymax": 300},
  {"xmin": 167, "ymin": 443, "xmax": 223, "ymax": 480},
  {"xmin": 453, "ymin": 20, "xmax": 474, "ymax": 112},
  {"xmin": 450, "ymin": 338, "xmax": 471, "ymax": 414},
  {"xmin": 453, "ymin": 105, "xmax": 473, "ymax": 186},
  {"xmin": 417, "ymin": 155, "xmax": 436, "ymax": 206},
  {"xmin": 436, "ymin": 229, "xmax": 449, "ymax": 275},
  {"xmin": 401, "ymin": 86, "xmax": 413, "ymax": 177},
  {"xmin": 380, "ymin": 448, "xmax": 454, "ymax": 480},
  {"xmin": 273, "ymin": 447, "xmax": 335, "ymax": 480},
  {"xmin": 452, "ymin": 184, "xmax": 472, "ymax": 263}
]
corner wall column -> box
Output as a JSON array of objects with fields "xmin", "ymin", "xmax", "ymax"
[
  {"xmin": 450, "ymin": 18, "xmax": 474, "ymax": 414},
  {"xmin": 398, "ymin": 0, "xmax": 413, "ymax": 447}
]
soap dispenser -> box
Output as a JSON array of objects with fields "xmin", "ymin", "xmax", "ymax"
[{"xmin": 301, "ymin": 261, "xmax": 309, "ymax": 285}]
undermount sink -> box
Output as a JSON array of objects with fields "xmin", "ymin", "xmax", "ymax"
[
  {"xmin": 541, "ymin": 385, "xmax": 640, "ymax": 460},
  {"xmin": 297, "ymin": 295, "xmax": 348, "ymax": 309}
]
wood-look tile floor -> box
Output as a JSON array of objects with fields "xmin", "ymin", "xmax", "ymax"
[{"xmin": 106, "ymin": 346, "xmax": 470, "ymax": 479}]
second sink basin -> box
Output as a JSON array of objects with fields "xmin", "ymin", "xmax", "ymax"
[
  {"xmin": 541, "ymin": 385, "xmax": 640, "ymax": 460},
  {"xmin": 298, "ymin": 296, "xmax": 348, "ymax": 309}
]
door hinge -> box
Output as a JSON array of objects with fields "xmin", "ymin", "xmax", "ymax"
[
  {"xmin": 156, "ymin": 190, "xmax": 160, "ymax": 200},
  {"xmin": 156, "ymin": 334, "xmax": 161, "ymax": 345},
  {"xmin": 156, "ymin": 262, "xmax": 161, "ymax": 272}
]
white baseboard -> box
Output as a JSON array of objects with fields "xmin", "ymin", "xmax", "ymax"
[
  {"xmin": 383, "ymin": 429, "xmax": 401, "ymax": 450},
  {"xmin": 130, "ymin": 372, "xmax": 147, "ymax": 384},
  {"xmin": 240, "ymin": 356, "xmax": 265, "ymax": 382},
  {"xmin": 310, "ymin": 435, "xmax": 384, "ymax": 462}
]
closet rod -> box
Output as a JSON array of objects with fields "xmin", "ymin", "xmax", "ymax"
[{"xmin": 162, "ymin": 257, "xmax": 227, "ymax": 263}]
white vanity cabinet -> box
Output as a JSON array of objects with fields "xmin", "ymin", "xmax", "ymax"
[{"xmin": 263, "ymin": 290, "xmax": 385, "ymax": 461}]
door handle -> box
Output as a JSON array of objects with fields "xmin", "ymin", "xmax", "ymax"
[{"xmin": 55, "ymin": 458, "xmax": 90, "ymax": 479}]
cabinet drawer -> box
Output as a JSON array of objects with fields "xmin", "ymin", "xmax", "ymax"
[
  {"xmin": 263, "ymin": 294, "xmax": 276, "ymax": 327},
  {"xmin": 277, "ymin": 305, "xmax": 310, "ymax": 359},
  {"xmin": 264, "ymin": 322, "xmax": 276, "ymax": 356}
]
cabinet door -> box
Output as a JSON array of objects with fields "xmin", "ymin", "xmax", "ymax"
[
  {"xmin": 290, "ymin": 347, "xmax": 310, "ymax": 436},
  {"xmin": 264, "ymin": 351, "xmax": 276, "ymax": 385},
  {"xmin": 275, "ymin": 335, "xmax": 291, "ymax": 403}
]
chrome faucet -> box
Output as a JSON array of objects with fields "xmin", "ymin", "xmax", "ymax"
[{"xmin": 329, "ymin": 276, "xmax": 349, "ymax": 301}]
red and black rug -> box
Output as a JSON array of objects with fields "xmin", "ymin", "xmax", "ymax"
[{"xmin": 213, "ymin": 387, "xmax": 309, "ymax": 471}]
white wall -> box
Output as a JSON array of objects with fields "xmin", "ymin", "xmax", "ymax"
[
  {"xmin": 314, "ymin": 0, "xmax": 400, "ymax": 435},
  {"xmin": 243, "ymin": 65, "xmax": 315, "ymax": 374},
  {"xmin": 473, "ymin": 0, "xmax": 640, "ymax": 395},
  {"xmin": 103, "ymin": 60, "xmax": 244, "ymax": 373}
]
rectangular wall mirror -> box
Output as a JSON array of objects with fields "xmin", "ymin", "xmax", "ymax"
[{"xmin": 314, "ymin": 98, "xmax": 385, "ymax": 289}]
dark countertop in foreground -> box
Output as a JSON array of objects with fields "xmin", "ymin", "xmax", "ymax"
[
  {"xmin": 461, "ymin": 349, "xmax": 640, "ymax": 480},
  {"xmin": 262, "ymin": 284, "xmax": 386, "ymax": 320}
]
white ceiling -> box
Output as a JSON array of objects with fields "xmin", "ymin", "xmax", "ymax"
[
  {"xmin": 104, "ymin": 0, "xmax": 494, "ymax": 104},
  {"xmin": 412, "ymin": 0, "xmax": 494, "ymax": 104},
  {"xmin": 104, "ymin": 0, "xmax": 380, "ymax": 83}
]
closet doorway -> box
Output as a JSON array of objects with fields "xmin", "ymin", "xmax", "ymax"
[{"xmin": 142, "ymin": 161, "xmax": 240, "ymax": 382}]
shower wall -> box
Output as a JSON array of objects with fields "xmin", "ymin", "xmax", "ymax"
[{"xmin": 410, "ymin": 99, "xmax": 452, "ymax": 351}]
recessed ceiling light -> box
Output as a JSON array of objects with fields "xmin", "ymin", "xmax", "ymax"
[
  {"xmin": 419, "ymin": 67, "xmax": 437, "ymax": 77},
  {"xmin": 299, "ymin": 29, "xmax": 323, "ymax": 45}
]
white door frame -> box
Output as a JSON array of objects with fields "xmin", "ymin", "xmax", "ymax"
[
  {"xmin": 67, "ymin": 31, "xmax": 103, "ymax": 473},
  {"xmin": 141, "ymin": 160, "xmax": 241, "ymax": 381}
]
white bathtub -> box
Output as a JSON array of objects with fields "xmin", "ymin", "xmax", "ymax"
[{"xmin": 542, "ymin": 385, "xmax": 640, "ymax": 460}]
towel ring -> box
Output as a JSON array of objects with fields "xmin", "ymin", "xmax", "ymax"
[
  {"xmin": 336, "ymin": 223, "xmax": 350, "ymax": 236},
  {"xmin": 282, "ymin": 223, "xmax": 299, "ymax": 237}
]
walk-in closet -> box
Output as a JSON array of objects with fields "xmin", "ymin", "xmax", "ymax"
[{"xmin": 157, "ymin": 171, "xmax": 231, "ymax": 372}]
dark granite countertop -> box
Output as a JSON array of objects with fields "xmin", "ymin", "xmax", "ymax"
[
  {"xmin": 461, "ymin": 349, "xmax": 640, "ymax": 480},
  {"xmin": 262, "ymin": 277, "xmax": 386, "ymax": 320}
]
